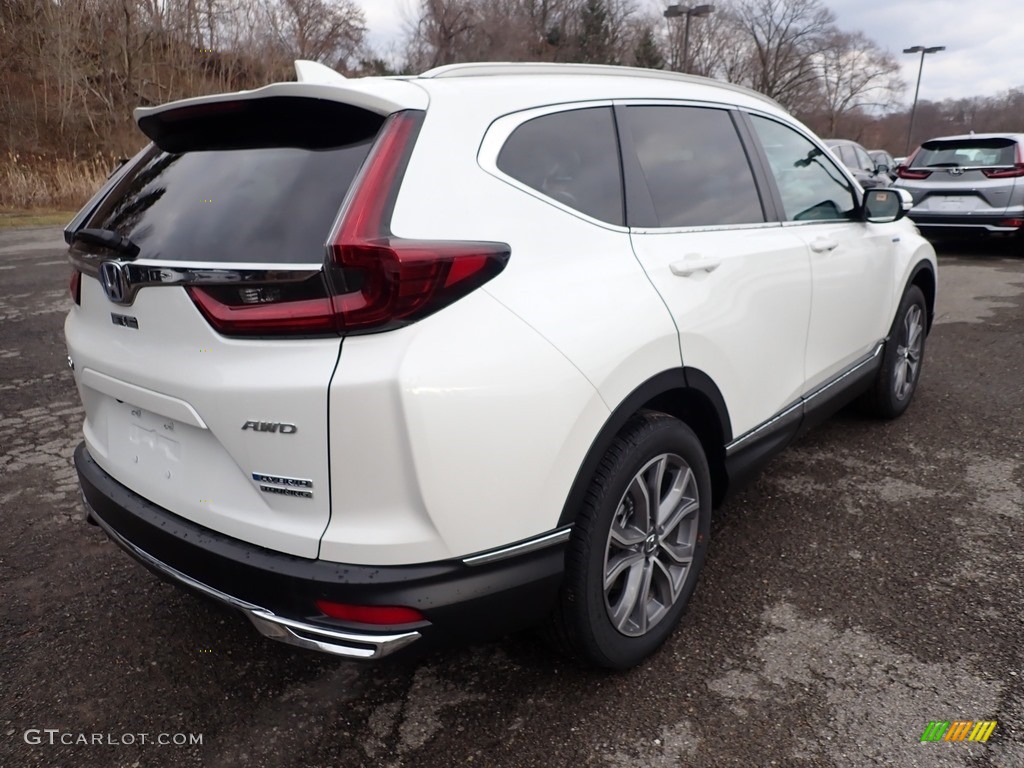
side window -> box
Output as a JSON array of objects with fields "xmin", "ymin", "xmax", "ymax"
[
  {"xmin": 623, "ymin": 105, "xmax": 765, "ymax": 228},
  {"xmin": 854, "ymin": 146, "xmax": 874, "ymax": 172},
  {"xmin": 497, "ymin": 107, "xmax": 623, "ymax": 226},
  {"xmin": 749, "ymin": 115, "xmax": 858, "ymax": 223}
]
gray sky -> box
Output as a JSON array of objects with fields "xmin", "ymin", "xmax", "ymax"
[{"xmin": 353, "ymin": 0, "xmax": 1022, "ymax": 104}]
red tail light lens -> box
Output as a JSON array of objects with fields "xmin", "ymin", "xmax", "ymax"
[
  {"xmin": 327, "ymin": 111, "xmax": 510, "ymax": 334},
  {"xmin": 188, "ymin": 110, "xmax": 509, "ymax": 337},
  {"xmin": 982, "ymin": 164, "xmax": 1024, "ymax": 179},
  {"xmin": 896, "ymin": 166, "xmax": 931, "ymax": 180},
  {"xmin": 69, "ymin": 269, "xmax": 81, "ymax": 305},
  {"xmin": 315, "ymin": 599, "xmax": 425, "ymax": 625}
]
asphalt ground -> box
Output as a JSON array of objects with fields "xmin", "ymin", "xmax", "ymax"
[{"xmin": 1, "ymin": 227, "xmax": 1022, "ymax": 768}]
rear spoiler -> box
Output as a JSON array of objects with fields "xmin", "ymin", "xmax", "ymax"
[
  {"xmin": 134, "ymin": 70, "xmax": 428, "ymax": 127},
  {"xmin": 66, "ymin": 62, "xmax": 428, "ymax": 244}
]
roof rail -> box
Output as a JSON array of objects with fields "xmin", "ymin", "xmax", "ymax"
[{"xmin": 418, "ymin": 62, "xmax": 782, "ymax": 109}]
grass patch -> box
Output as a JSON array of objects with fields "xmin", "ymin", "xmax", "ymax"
[
  {"xmin": 0, "ymin": 210, "xmax": 77, "ymax": 229},
  {"xmin": 1, "ymin": 152, "xmax": 118, "ymax": 211}
]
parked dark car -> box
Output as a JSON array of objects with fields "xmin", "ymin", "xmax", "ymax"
[
  {"xmin": 825, "ymin": 139, "xmax": 892, "ymax": 189},
  {"xmin": 869, "ymin": 149, "xmax": 898, "ymax": 181}
]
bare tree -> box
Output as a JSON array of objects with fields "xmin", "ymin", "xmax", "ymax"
[
  {"xmin": 263, "ymin": 0, "xmax": 365, "ymax": 69},
  {"xmin": 813, "ymin": 30, "xmax": 902, "ymax": 136},
  {"xmin": 730, "ymin": 0, "xmax": 835, "ymax": 112}
]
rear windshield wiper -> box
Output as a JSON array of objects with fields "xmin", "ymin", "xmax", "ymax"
[{"xmin": 71, "ymin": 228, "xmax": 141, "ymax": 258}]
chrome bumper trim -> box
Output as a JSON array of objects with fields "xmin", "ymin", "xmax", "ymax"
[
  {"xmin": 462, "ymin": 526, "xmax": 572, "ymax": 566},
  {"xmin": 85, "ymin": 500, "xmax": 421, "ymax": 659}
]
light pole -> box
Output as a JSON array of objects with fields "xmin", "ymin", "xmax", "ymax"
[
  {"xmin": 664, "ymin": 4, "xmax": 715, "ymax": 74},
  {"xmin": 903, "ymin": 45, "xmax": 945, "ymax": 155}
]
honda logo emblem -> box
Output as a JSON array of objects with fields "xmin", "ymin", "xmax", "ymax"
[{"xmin": 99, "ymin": 261, "xmax": 130, "ymax": 305}]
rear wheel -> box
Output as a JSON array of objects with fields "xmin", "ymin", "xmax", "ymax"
[
  {"xmin": 549, "ymin": 412, "xmax": 711, "ymax": 669},
  {"xmin": 860, "ymin": 284, "xmax": 927, "ymax": 419}
]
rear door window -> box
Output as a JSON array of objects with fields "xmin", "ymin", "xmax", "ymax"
[
  {"xmin": 497, "ymin": 107, "xmax": 624, "ymax": 226},
  {"xmin": 76, "ymin": 97, "xmax": 385, "ymax": 264},
  {"xmin": 622, "ymin": 105, "xmax": 765, "ymax": 228},
  {"xmin": 750, "ymin": 115, "xmax": 858, "ymax": 223}
]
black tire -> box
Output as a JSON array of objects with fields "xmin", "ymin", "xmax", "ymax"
[
  {"xmin": 549, "ymin": 411, "xmax": 712, "ymax": 669},
  {"xmin": 860, "ymin": 284, "xmax": 928, "ymax": 419}
]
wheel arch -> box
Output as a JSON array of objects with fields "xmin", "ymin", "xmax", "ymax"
[
  {"xmin": 908, "ymin": 259, "xmax": 937, "ymax": 332},
  {"xmin": 557, "ymin": 368, "xmax": 732, "ymax": 527}
]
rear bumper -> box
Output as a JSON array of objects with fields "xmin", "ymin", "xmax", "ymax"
[
  {"xmin": 908, "ymin": 212, "xmax": 1023, "ymax": 235},
  {"xmin": 75, "ymin": 442, "xmax": 566, "ymax": 659}
]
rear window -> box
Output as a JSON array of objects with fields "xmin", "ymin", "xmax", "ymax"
[
  {"xmin": 77, "ymin": 97, "xmax": 385, "ymax": 264},
  {"xmin": 911, "ymin": 138, "xmax": 1018, "ymax": 169}
]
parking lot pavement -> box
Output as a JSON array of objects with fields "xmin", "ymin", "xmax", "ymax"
[{"xmin": 1, "ymin": 227, "xmax": 1022, "ymax": 768}]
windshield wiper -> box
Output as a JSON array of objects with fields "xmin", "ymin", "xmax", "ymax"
[{"xmin": 72, "ymin": 228, "xmax": 140, "ymax": 258}]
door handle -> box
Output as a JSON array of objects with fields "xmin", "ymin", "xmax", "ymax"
[
  {"xmin": 809, "ymin": 237, "xmax": 839, "ymax": 253},
  {"xmin": 670, "ymin": 257, "xmax": 722, "ymax": 277}
]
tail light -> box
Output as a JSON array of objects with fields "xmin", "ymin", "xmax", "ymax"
[
  {"xmin": 983, "ymin": 166, "xmax": 1024, "ymax": 179},
  {"xmin": 188, "ymin": 111, "xmax": 510, "ymax": 337},
  {"xmin": 69, "ymin": 269, "xmax": 81, "ymax": 305},
  {"xmin": 896, "ymin": 166, "xmax": 931, "ymax": 180},
  {"xmin": 896, "ymin": 148, "xmax": 929, "ymax": 180},
  {"xmin": 983, "ymin": 146, "xmax": 1024, "ymax": 178}
]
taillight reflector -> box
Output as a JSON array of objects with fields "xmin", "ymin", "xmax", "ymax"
[{"xmin": 315, "ymin": 600, "xmax": 425, "ymax": 625}]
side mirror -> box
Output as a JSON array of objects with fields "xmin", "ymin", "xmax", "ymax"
[
  {"xmin": 863, "ymin": 188, "xmax": 911, "ymax": 223},
  {"xmin": 876, "ymin": 163, "xmax": 890, "ymax": 175}
]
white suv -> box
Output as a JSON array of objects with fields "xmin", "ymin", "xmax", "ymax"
[{"xmin": 66, "ymin": 61, "xmax": 937, "ymax": 669}]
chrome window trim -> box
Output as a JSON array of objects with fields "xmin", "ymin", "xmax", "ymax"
[{"xmin": 69, "ymin": 251, "xmax": 323, "ymax": 306}]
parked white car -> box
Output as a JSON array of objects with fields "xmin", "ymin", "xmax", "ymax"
[{"xmin": 66, "ymin": 61, "xmax": 937, "ymax": 669}]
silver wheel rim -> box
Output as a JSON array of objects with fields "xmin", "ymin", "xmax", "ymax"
[
  {"xmin": 603, "ymin": 453, "xmax": 700, "ymax": 637},
  {"xmin": 894, "ymin": 304, "xmax": 923, "ymax": 401}
]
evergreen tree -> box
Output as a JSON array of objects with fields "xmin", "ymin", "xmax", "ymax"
[
  {"xmin": 576, "ymin": 0, "xmax": 615, "ymax": 64},
  {"xmin": 633, "ymin": 25, "xmax": 664, "ymax": 70}
]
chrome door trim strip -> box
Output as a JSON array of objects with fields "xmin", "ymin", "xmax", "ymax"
[
  {"xmin": 724, "ymin": 401, "xmax": 802, "ymax": 457},
  {"xmin": 725, "ymin": 342, "xmax": 884, "ymax": 457},
  {"xmin": 802, "ymin": 342, "xmax": 885, "ymax": 407}
]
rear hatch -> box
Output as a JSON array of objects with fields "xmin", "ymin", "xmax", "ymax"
[
  {"xmin": 900, "ymin": 137, "xmax": 1023, "ymax": 215},
  {"xmin": 65, "ymin": 81, "xmax": 424, "ymax": 557}
]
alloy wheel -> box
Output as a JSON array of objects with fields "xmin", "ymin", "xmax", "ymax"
[
  {"xmin": 603, "ymin": 453, "xmax": 700, "ymax": 637},
  {"xmin": 894, "ymin": 304, "xmax": 924, "ymax": 401}
]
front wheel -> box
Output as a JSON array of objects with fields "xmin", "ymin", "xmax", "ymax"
[
  {"xmin": 549, "ymin": 412, "xmax": 712, "ymax": 669},
  {"xmin": 860, "ymin": 284, "xmax": 928, "ymax": 419}
]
